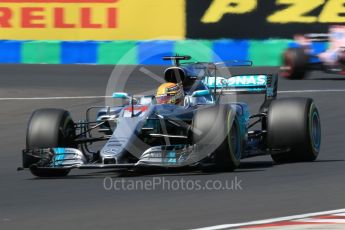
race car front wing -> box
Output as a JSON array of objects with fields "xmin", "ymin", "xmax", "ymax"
[{"xmin": 19, "ymin": 144, "xmax": 200, "ymax": 172}]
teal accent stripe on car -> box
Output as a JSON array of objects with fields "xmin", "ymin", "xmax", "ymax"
[{"xmin": 0, "ymin": 39, "xmax": 316, "ymax": 66}]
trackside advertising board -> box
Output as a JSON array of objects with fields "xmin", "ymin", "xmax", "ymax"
[
  {"xmin": 187, "ymin": 0, "xmax": 345, "ymax": 39},
  {"xmin": 0, "ymin": 0, "xmax": 185, "ymax": 40},
  {"xmin": 1, "ymin": 0, "xmax": 345, "ymax": 40}
]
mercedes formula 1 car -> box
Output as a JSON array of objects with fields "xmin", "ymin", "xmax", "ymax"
[
  {"xmin": 282, "ymin": 25, "xmax": 345, "ymax": 79},
  {"xmin": 19, "ymin": 56, "xmax": 321, "ymax": 177}
]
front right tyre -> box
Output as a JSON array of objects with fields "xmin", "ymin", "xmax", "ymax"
[{"xmin": 193, "ymin": 105, "xmax": 243, "ymax": 171}]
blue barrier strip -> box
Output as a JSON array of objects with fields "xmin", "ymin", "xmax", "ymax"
[
  {"xmin": 61, "ymin": 41, "xmax": 98, "ymax": 64},
  {"xmin": 0, "ymin": 40, "xmax": 330, "ymax": 65},
  {"xmin": 137, "ymin": 40, "xmax": 175, "ymax": 65},
  {"xmin": 212, "ymin": 40, "xmax": 249, "ymax": 62},
  {"xmin": 0, "ymin": 40, "xmax": 22, "ymax": 63}
]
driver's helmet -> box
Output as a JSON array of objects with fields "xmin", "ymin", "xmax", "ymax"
[{"xmin": 156, "ymin": 82, "xmax": 184, "ymax": 105}]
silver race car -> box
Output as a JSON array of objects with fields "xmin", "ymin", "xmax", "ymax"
[{"xmin": 19, "ymin": 56, "xmax": 321, "ymax": 177}]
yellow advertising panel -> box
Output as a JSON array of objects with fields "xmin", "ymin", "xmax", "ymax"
[{"xmin": 0, "ymin": 0, "xmax": 185, "ymax": 40}]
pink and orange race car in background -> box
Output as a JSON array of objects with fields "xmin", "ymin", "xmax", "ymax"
[{"xmin": 282, "ymin": 25, "xmax": 345, "ymax": 79}]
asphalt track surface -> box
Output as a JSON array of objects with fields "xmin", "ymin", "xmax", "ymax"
[{"xmin": 0, "ymin": 64, "xmax": 345, "ymax": 230}]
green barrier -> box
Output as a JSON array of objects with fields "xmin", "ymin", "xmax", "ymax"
[
  {"xmin": 22, "ymin": 41, "xmax": 61, "ymax": 64},
  {"xmin": 174, "ymin": 40, "xmax": 213, "ymax": 62},
  {"xmin": 249, "ymin": 40, "xmax": 291, "ymax": 66},
  {"xmin": 98, "ymin": 41, "xmax": 137, "ymax": 65}
]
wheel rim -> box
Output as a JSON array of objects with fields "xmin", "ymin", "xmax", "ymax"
[
  {"xmin": 59, "ymin": 117, "xmax": 76, "ymax": 147},
  {"xmin": 310, "ymin": 109, "xmax": 321, "ymax": 152}
]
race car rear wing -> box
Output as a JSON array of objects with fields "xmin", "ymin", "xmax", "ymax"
[
  {"xmin": 304, "ymin": 33, "xmax": 330, "ymax": 42},
  {"xmin": 204, "ymin": 74, "xmax": 278, "ymax": 100},
  {"xmin": 161, "ymin": 55, "xmax": 278, "ymax": 100},
  {"xmin": 163, "ymin": 55, "xmax": 191, "ymax": 66}
]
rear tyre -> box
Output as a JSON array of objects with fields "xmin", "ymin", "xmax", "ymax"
[
  {"xmin": 282, "ymin": 47, "xmax": 308, "ymax": 80},
  {"xmin": 26, "ymin": 108, "xmax": 76, "ymax": 177},
  {"xmin": 193, "ymin": 105, "xmax": 243, "ymax": 172},
  {"xmin": 338, "ymin": 48, "xmax": 345, "ymax": 66},
  {"xmin": 267, "ymin": 98, "xmax": 321, "ymax": 163}
]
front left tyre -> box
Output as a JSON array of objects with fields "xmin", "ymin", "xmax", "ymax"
[{"xmin": 26, "ymin": 108, "xmax": 76, "ymax": 177}]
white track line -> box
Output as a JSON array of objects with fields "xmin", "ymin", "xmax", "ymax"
[
  {"xmin": 0, "ymin": 96, "xmax": 112, "ymax": 101},
  {"xmin": 0, "ymin": 89, "xmax": 344, "ymax": 101},
  {"xmin": 191, "ymin": 208, "xmax": 345, "ymax": 230},
  {"xmin": 278, "ymin": 89, "xmax": 345, "ymax": 94}
]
